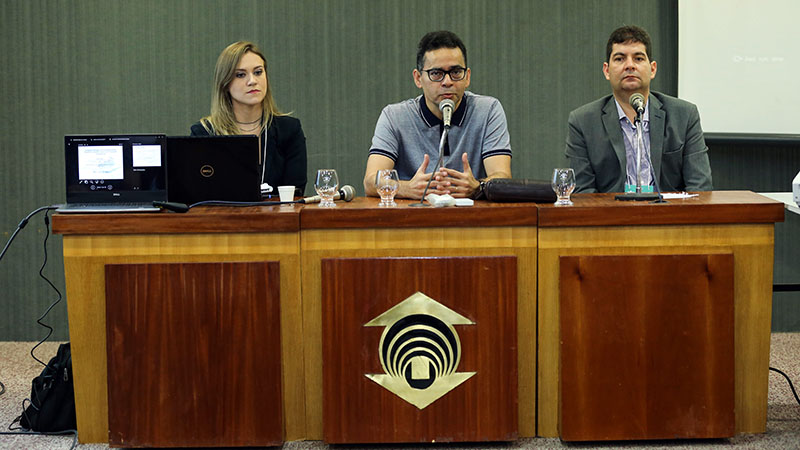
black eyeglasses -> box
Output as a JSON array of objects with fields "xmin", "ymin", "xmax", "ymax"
[{"xmin": 421, "ymin": 66, "xmax": 467, "ymax": 82}]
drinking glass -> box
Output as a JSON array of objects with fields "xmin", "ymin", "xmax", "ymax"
[
  {"xmin": 315, "ymin": 169, "xmax": 339, "ymax": 207},
  {"xmin": 375, "ymin": 169, "xmax": 400, "ymax": 207},
  {"xmin": 552, "ymin": 168, "xmax": 576, "ymax": 206}
]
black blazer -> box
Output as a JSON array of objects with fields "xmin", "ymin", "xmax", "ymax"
[{"xmin": 190, "ymin": 115, "xmax": 308, "ymax": 196}]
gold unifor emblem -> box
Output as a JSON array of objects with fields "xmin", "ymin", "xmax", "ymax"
[{"xmin": 364, "ymin": 292, "xmax": 475, "ymax": 409}]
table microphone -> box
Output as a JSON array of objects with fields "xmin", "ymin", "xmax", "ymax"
[
  {"xmin": 440, "ymin": 98, "xmax": 455, "ymax": 129},
  {"xmin": 615, "ymin": 93, "xmax": 660, "ymax": 202},
  {"xmin": 629, "ymin": 92, "xmax": 645, "ymax": 117},
  {"xmin": 410, "ymin": 99, "xmax": 455, "ymax": 208},
  {"xmin": 300, "ymin": 185, "xmax": 356, "ymax": 204}
]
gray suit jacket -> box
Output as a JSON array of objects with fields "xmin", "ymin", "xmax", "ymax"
[{"xmin": 565, "ymin": 92, "xmax": 713, "ymax": 193}]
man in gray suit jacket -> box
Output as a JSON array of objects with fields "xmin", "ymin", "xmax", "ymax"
[{"xmin": 565, "ymin": 26, "xmax": 712, "ymax": 194}]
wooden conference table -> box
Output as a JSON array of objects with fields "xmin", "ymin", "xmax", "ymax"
[{"xmin": 51, "ymin": 191, "xmax": 784, "ymax": 446}]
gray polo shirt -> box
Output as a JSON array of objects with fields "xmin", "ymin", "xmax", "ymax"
[{"xmin": 369, "ymin": 91, "xmax": 512, "ymax": 180}]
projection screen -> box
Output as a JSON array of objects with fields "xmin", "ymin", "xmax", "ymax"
[{"xmin": 678, "ymin": 0, "xmax": 800, "ymax": 138}]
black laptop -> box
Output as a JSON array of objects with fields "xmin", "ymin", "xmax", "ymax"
[
  {"xmin": 57, "ymin": 134, "xmax": 168, "ymax": 213},
  {"xmin": 166, "ymin": 135, "xmax": 261, "ymax": 206}
]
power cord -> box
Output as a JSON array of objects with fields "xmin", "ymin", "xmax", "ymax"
[
  {"xmin": 28, "ymin": 209, "xmax": 64, "ymax": 367},
  {"xmin": 155, "ymin": 199, "xmax": 296, "ymax": 213},
  {"xmin": 1, "ymin": 427, "xmax": 77, "ymax": 450},
  {"xmin": 650, "ymin": 163, "xmax": 667, "ymax": 203},
  {"xmin": 770, "ymin": 367, "xmax": 800, "ymax": 406},
  {"xmin": 190, "ymin": 199, "xmax": 294, "ymax": 208},
  {"xmin": 0, "ymin": 205, "xmax": 61, "ymax": 395},
  {"xmin": 0, "ymin": 205, "xmax": 77, "ymax": 449},
  {"xmin": 1, "ymin": 206, "xmax": 64, "ymax": 366},
  {"xmin": 0, "ymin": 205, "xmax": 60, "ymax": 264}
]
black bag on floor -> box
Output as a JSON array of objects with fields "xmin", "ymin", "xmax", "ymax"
[{"xmin": 18, "ymin": 342, "xmax": 77, "ymax": 432}]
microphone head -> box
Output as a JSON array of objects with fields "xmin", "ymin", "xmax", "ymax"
[
  {"xmin": 439, "ymin": 99, "xmax": 455, "ymax": 112},
  {"xmin": 340, "ymin": 184, "xmax": 356, "ymax": 202},
  {"xmin": 629, "ymin": 93, "xmax": 645, "ymax": 109}
]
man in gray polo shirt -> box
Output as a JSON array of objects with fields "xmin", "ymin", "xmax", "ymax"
[{"xmin": 364, "ymin": 30, "xmax": 512, "ymax": 199}]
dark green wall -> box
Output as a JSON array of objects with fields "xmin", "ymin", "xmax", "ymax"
[{"xmin": 1, "ymin": 0, "xmax": 796, "ymax": 340}]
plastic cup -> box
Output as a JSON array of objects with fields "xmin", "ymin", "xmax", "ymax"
[{"xmin": 278, "ymin": 186, "xmax": 295, "ymax": 203}]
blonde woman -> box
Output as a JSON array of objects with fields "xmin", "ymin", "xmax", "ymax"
[{"xmin": 191, "ymin": 41, "xmax": 307, "ymax": 195}]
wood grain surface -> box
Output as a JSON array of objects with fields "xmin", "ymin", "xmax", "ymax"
[
  {"xmin": 538, "ymin": 191, "xmax": 784, "ymax": 227},
  {"xmin": 559, "ymin": 254, "xmax": 734, "ymax": 441},
  {"xmin": 61, "ymin": 232, "xmax": 305, "ymax": 443},
  {"xmin": 301, "ymin": 226, "xmax": 538, "ymax": 440},
  {"xmin": 53, "ymin": 191, "xmax": 781, "ymax": 443},
  {"xmin": 321, "ymin": 256, "xmax": 518, "ymax": 443},
  {"xmin": 300, "ymin": 197, "xmax": 538, "ymax": 229},
  {"xmin": 52, "ymin": 205, "xmax": 300, "ymax": 234},
  {"xmin": 53, "ymin": 191, "xmax": 783, "ymax": 235},
  {"xmin": 105, "ymin": 261, "xmax": 283, "ymax": 447},
  {"xmin": 537, "ymin": 224, "xmax": 775, "ymax": 437}
]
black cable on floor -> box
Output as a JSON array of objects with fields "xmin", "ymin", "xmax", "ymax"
[
  {"xmin": 28, "ymin": 210, "xmax": 64, "ymax": 368},
  {"xmin": 0, "ymin": 206, "xmax": 60, "ymax": 410},
  {"xmin": 770, "ymin": 366, "xmax": 800, "ymax": 406},
  {"xmin": 1, "ymin": 206, "xmax": 76, "ymax": 449}
]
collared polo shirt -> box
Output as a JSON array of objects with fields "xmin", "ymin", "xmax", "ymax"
[{"xmin": 369, "ymin": 91, "xmax": 512, "ymax": 180}]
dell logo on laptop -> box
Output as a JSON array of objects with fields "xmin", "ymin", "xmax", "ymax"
[{"xmin": 200, "ymin": 165, "xmax": 214, "ymax": 177}]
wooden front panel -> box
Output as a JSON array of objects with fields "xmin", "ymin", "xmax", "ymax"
[
  {"xmin": 321, "ymin": 256, "xmax": 518, "ymax": 443},
  {"xmin": 559, "ymin": 254, "xmax": 734, "ymax": 441},
  {"xmin": 62, "ymin": 232, "xmax": 304, "ymax": 444},
  {"xmin": 302, "ymin": 226, "xmax": 537, "ymax": 440},
  {"xmin": 537, "ymin": 224, "xmax": 775, "ymax": 437},
  {"xmin": 105, "ymin": 261, "xmax": 283, "ymax": 447}
]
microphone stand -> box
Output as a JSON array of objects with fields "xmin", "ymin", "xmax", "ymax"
[
  {"xmin": 615, "ymin": 110, "xmax": 659, "ymax": 202},
  {"xmin": 410, "ymin": 126, "xmax": 449, "ymax": 207}
]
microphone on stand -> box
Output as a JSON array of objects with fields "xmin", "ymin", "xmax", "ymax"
[
  {"xmin": 615, "ymin": 92, "xmax": 660, "ymax": 202},
  {"xmin": 433, "ymin": 99, "xmax": 455, "ymax": 173},
  {"xmin": 629, "ymin": 92, "xmax": 645, "ymax": 118},
  {"xmin": 410, "ymin": 99, "xmax": 455, "ymax": 207},
  {"xmin": 439, "ymin": 98, "xmax": 455, "ymax": 129},
  {"xmin": 300, "ymin": 185, "xmax": 356, "ymax": 204}
]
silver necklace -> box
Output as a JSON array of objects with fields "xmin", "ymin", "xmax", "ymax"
[
  {"xmin": 235, "ymin": 117, "xmax": 262, "ymax": 125},
  {"xmin": 239, "ymin": 123, "xmax": 261, "ymax": 133}
]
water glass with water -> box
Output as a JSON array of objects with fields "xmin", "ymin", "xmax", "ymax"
[{"xmin": 375, "ymin": 169, "xmax": 399, "ymax": 207}]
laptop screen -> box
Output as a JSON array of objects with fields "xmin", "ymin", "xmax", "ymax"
[{"xmin": 64, "ymin": 134, "xmax": 168, "ymax": 203}]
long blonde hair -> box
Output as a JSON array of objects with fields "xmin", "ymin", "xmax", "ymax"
[{"xmin": 200, "ymin": 41, "xmax": 286, "ymax": 135}]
